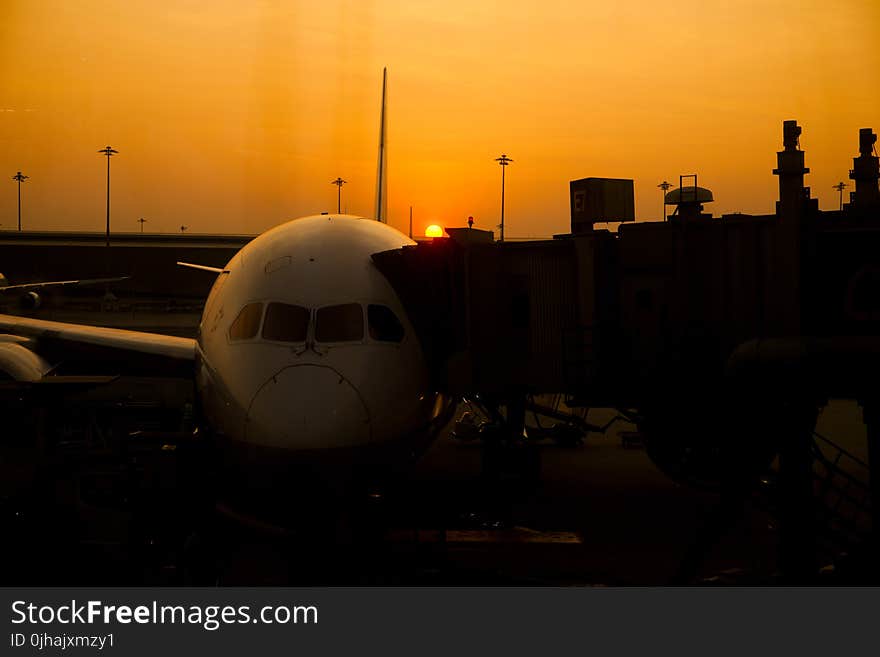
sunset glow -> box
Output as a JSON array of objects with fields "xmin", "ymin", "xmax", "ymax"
[
  {"xmin": 1, "ymin": 1, "xmax": 878, "ymax": 238},
  {"xmin": 424, "ymin": 224, "xmax": 445, "ymax": 238}
]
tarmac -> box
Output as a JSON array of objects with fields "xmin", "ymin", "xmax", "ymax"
[{"xmin": 0, "ymin": 385, "xmax": 869, "ymax": 586}]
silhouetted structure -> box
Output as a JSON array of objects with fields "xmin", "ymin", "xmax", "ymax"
[
  {"xmin": 664, "ymin": 175, "xmax": 714, "ymax": 222},
  {"xmin": 570, "ymin": 177, "xmax": 634, "ymax": 232},
  {"xmin": 495, "ymin": 154, "xmax": 513, "ymax": 241},
  {"xmin": 833, "ymin": 181, "xmax": 848, "ymax": 211},
  {"xmin": 331, "ymin": 177, "xmax": 347, "ymax": 214},
  {"xmin": 846, "ymin": 128, "xmax": 880, "ymax": 214},
  {"xmin": 374, "ymin": 121, "xmax": 880, "ymax": 582},
  {"xmin": 657, "ymin": 180, "xmax": 673, "ymax": 221},
  {"xmin": 98, "ymin": 146, "xmax": 118, "ymax": 247},
  {"xmin": 12, "ymin": 171, "xmax": 28, "ymax": 231}
]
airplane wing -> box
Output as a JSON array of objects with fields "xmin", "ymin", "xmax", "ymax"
[
  {"xmin": 0, "ymin": 313, "xmax": 195, "ymax": 361},
  {"xmin": 0, "ymin": 276, "xmax": 130, "ymax": 294}
]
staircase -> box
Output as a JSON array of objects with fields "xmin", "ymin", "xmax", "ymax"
[
  {"xmin": 757, "ymin": 430, "xmax": 872, "ymax": 561},
  {"xmin": 810, "ymin": 431, "xmax": 872, "ymax": 554}
]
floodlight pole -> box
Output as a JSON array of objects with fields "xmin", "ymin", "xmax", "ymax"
[
  {"xmin": 331, "ymin": 178, "xmax": 347, "ymax": 214},
  {"xmin": 98, "ymin": 146, "xmax": 118, "ymax": 246},
  {"xmin": 495, "ymin": 154, "xmax": 513, "ymax": 242},
  {"xmin": 138, "ymin": 217, "xmax": 147, "ymax": 233},
  {"xmin": 12, "ymin": 171, "xmax": 28, "ymax": 231},
  {"xmin": 833, "ymin": 181, "xmax": 848, "ymax": 211},
  {"xmin": 658, "ymin": 180, "xmax": 673, "ymax": 221}
]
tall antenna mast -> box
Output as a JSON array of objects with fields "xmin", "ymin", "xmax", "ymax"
[{"xmin": 374, "ymin": 67, "xmax": 388, "ymax": 223}]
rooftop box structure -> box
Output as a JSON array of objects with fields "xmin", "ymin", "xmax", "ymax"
[{"xmin": 570, "ymin": 177, "xmax": 635, "ymax": 233}]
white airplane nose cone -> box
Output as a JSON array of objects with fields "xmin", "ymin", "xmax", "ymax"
[{"xmin": 245, "ymin": 364, "xmax": 372, "ymax": 450}]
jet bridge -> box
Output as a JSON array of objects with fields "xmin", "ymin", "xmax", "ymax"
[
  {"xmin": 372, "ymin": 226, "xmax": 617, "ymax": 397},
  {"xmin": 375, "ymin": 123, "xmax": 880, "ymax": 409},
  {"xmin": 374, "ymin": 121, "xmax": 880, "ymax": 581}
]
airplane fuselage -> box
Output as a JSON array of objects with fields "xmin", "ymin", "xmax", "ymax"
[{"xmin": 194, "ymin": 214, "xmax": 447, "ymax": 488}]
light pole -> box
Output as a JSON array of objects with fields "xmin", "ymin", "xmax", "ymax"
[
  {"xmin": 658, "ymin": 180, "xmax": 673, "ymax": 221},
  {"xmin": 138, "ymin": 217, "xmax": 147, "ymax": 233},
  {"xmin": 12, "ymin": 171, "xmax": 28, "ymax": 231},
  {"xmin": 98, "ymin": 146, "xmax": 118, "ymax": 246},
  {"xmin": 180, "ymin": 225, "xmax": 188, "ymax": 233},
  {"xmin": 331, "ymin": 178, "xmax": 347, "ymax": 214},
  {"xmin": 495, "ymin": 154, "xmax": 513, "ymax": 242},
  {"xmin": 833, "ymin": 181, "xmax": 848, "ymax": 211}
]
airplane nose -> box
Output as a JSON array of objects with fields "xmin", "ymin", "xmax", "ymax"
[{"xmin": 245, "ymin": 364, "xmax": 371, "ymax": 450}]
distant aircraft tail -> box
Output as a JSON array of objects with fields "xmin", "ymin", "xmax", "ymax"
[{"xmin": 374, "ymin": 67, "xmax": 388, "ymax": 223}]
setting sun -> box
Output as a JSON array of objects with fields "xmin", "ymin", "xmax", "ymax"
[{"xmin": 424, "ymin": 225, "xmax": 445, "ymax": 238}]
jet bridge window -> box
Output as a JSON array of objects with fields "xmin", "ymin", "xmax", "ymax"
[
  {"xmin": 262, "ymin": 302, "xmax": 310, "ymax": 342},
  {"xmin": 228, "ymin": 302, "xmax": 263, "ymax": 341},
  {"xmin": 368, "ymin": 304, "xmax": 405, "ymax": 343},
  {"xmin": 315, "ymin": 303, "xmax": 364, "ymax": 342}
]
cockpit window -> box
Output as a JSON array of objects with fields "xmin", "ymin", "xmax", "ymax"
[
  {"xmin": 228, "ymin": 302, "xmax": 263, "ymax": 340},
  {"xmin": 368, "ymin": 304, "xmax": 405, "ymax": 343},
  {"xmin": 315, "ymin": 303, "xmax": 363, "ymax": 342},
  {"xmin": 262, "ymin": 302, "xmax": 310, "ymax": 342}
]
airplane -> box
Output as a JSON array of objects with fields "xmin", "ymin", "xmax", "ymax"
[
  {"xmin": 0, "ymin": 70, "xmax": 456, "ymax": 524},
  {"xmin": 0, "ymin": 273, "xmax": 128, "ymax": 380},
  {"xmin": 0, "ymin": 273, "xmax": 128, "ymax": 310},
  {"xmin": 0, "ymin": 216, "xmax": 455, "ymax": 515}
]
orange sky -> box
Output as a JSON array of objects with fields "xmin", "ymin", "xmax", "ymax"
[{"xmin": 1, "ymin": 0, "xmax": 878, "ymax": 237}]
